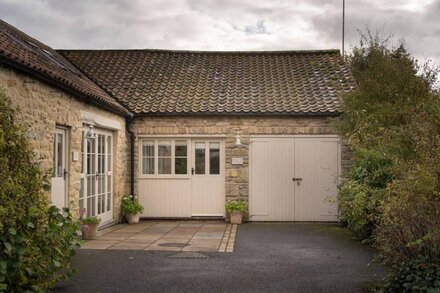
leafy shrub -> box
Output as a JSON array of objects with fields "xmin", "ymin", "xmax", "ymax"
[
  {"xmin": 375, "ymin": 169, "xmax": 440, "ymax": 291},
  {"xmin": 225, "ymin": 200, "xmax": 247, "ymax": 214},
  {"xmin": 335, "ymin": 32, "xmax": 440, "ymax": 291},
  {"xmin": 0, "ymin": 89, "xmax": 81, "ymax": 291},
  {"xmin": 338, "ymin": 180, "xmax": 387, "ymax": 242},
  {"xmin": 381, "ymin": 257, "xmax": 440, "ymax": 292},
  {"xmin": 121, "ymin": 195, "xmax": 144, "ymax": 215},
  {"xmin": 338, "ymin": 149, "xmax": 393, "ymax": 241}
]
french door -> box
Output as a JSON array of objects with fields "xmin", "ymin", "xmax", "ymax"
[
  {"xmin": 51, "ymin": 127, "xmax": 68, "ymax": 209},
  {"xmin": 80, "ymin": 128, "xmax": 113, "ymax": 224}
]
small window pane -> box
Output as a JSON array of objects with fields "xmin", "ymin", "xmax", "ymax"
[
  {"xmin": 79, "ymin": 198, "xmax": 84, "ymax": 211},
  {"xmin": 142, "ymin": 141, "xmax": 154, "ymax": 157},
  {"xmin": 175, "ymin": 140, "xmax": 187, "ymax": 156},
  {"xmin": 53, "ymin": 134, "xmax": 56, "ymax": 177},
  {"xmin": 107, "ymin": 136, "xmax": 111, "ymax": 155},
  {"xmin": 80, "ymin": 178, "xmax": 84, "ymax": 199},
  {"xmin": 210, "ymin": 142, "xmax": 220, "ymax": 175},
  {"xmin": 158, "ymin": 158, "xmax": 172, "ymax": 174},
  {"xmin": 98, "ymin": 194, "xmax": 102, "ymax": 214},
  {"xmin": 107, "ymin": 175, "xmax": 112, "ymax": 212},
  {"xmin": 81, "ymin": 132, "xmax": 85, "ymax": 173},
  {"xmin": 142, "ymin": 158, "xmax": 154, "ymax": 174},
  {"xmin": 175, "ymin": 158, "xmax": 187, "ymax": 174},
  {"xmin": 56, "ymin": 133, "xmax": 63, "ymax": 177},
  {"xmin": 195, "ymin": 143, "xmax": 205, "ymax": 174},
  {"xmin": 108, "ymin": 154, "xmax": 112, "ymax": 172},
  {"xmin": 158, "ymin": 141, "xmax": 171, "ymax": 156}
]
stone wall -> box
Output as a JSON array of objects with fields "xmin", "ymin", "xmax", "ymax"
[
  {"xmin": 132, "ymin": 115, "xmax": 350, "ymax": 204},
  {"xmin": 0, "ymin": 65, "xmax": 129, "ymax": 221}
]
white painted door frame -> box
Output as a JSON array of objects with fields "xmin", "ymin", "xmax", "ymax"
[
  {"xmin": 51, "ymin": 127, "xmax": 68, "ymax": 209},
  {"xmin": 191, "ymin": 139, "xmax": 225, "ymax": 217},
  {"xmin": 80, "ymin": 128, "xmax": 114, "ymax": 225}
]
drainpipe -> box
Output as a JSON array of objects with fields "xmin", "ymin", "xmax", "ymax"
[{"xmin": 126, "ymin": 117, "xmax": 135, "ymax": 197}]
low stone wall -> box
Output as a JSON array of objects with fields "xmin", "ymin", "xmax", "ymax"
[
  {"xmin": 0, "ymin": 65, "xmax": 129, "ymax": 220},
  {"xmin": 132, "ymin": 115, "xmax": 351, "ymax": 203}
]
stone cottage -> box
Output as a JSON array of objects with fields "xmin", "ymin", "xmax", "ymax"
[{"xmin": 0, "ymin": 19, "xmax": 354, "ymax": 226}]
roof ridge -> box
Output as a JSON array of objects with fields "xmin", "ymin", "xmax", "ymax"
[{"xmin": 57, "ymin": 48, "xmax": 341, "ymax": 55}]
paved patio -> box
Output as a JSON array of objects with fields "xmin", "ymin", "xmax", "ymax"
[{"xmin": 81, "ymin": 221, "xmax": 237, "ymax": 252}]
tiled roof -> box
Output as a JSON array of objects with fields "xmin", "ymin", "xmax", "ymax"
[
  {"xmin": 60, "ymin": 49, "xmax": 355, "ymax": 115},
  {"xmin": 0, "ymin": 20, "xmax": 131, "ymax": 116}
]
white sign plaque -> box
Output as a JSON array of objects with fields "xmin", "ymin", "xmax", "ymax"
[
  {"xmin": 232, "ymin": 157, "xmax": 244, "ymax": 165},
  {"xmin": 72, "ymin": 151, "xmax": 79, "ymax": 162}
]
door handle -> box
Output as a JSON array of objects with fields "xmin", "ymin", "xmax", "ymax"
[
  {"xmin": 63, "ymin": 169, "xmax": 68, "ymax": 180},
  {"xmin": 191, "ymin": 167, "xmax": 195, "ymax": 175},
  {"xmin": 292, "ymin": 177, "xmax": 302, "ymax": 185}
]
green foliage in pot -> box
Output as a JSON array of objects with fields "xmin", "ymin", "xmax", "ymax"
[
  {"xmin": 225, "ymin": 200, "xmax": 247, "ymax": 214},
  {"xmin": 121, "ymin": 195, "xmax": 144, "ymax": 215},
  {"xmin": 80, "ymin": 215, "xmax": 101, "ymax": 225},
  {"xmin": 0, "ymin": 89, "xmax": 82, "ymax": 292}
]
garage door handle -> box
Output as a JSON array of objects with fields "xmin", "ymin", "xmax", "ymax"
[{"xmin": 292, "ymin": 178, "xmax": 302, "ymax": 181}]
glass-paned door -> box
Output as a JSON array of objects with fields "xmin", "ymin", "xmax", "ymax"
[
  {"xmin": 80, "ymin": 128, "xmax": 113, "ymax": 224},
  {"xmin": 51, "ymin": 127, "xmax": 68, "ymax": 209},
  {"xmin": 191, "ymin": 140, "xmax": 225, "ymax": 216}
]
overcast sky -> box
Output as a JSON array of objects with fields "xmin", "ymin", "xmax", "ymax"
[{"xmin": 0, "ymin": 0, "xmax": 439, "ymax": 62}]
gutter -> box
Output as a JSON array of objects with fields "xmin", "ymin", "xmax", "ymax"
[
  {"xmin": 126, "ymin": 116, "xmax": 136, "ymax": 196},
  {"xmin": 134, "ymin": 111, "xmax": 341, "ymax": 117}
]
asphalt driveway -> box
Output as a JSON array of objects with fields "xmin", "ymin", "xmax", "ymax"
[{"xmin": 54, "ymin": 223, "xmax": 383, "ymax": 292}]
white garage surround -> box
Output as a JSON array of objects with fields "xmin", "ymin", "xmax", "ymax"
[
  {"xmin": 249, "ymin": 135, "xmax": 341, "ymax": 222},
  {"xmin": 138, "ymin": 136, "xmax": 226, "ymax": 218}
]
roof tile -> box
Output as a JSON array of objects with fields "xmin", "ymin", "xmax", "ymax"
[{"xmin": 60, "ymin": 49, "xmax": 355, "ymax": 115}]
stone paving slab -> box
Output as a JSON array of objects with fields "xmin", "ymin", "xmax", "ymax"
[{"xmin": 81, "ymin": 221, "xmax": 238, "ymax": 252}]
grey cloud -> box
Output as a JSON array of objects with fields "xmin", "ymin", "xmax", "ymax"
[{"xmin": 0, "ymin": 0, "xmax": 438, "ymax": 62}]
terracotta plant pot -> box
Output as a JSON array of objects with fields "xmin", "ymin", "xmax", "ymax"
[
  {"xmin": 230, "ymin": 210, "xmax": 243, "ymax": 224},
  {"xmin": 126, "ymin": 213, "xmax": 140, "ymax": 224},
  {"xmin": 82, "ymin": 223, "xmax": 98, "ymax": 240}
]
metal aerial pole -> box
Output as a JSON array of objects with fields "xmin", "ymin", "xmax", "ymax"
[{"xmin": 342, "ymin": 0, "xmax": 345, "ymax": 56}]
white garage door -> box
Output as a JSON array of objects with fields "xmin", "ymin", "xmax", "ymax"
[{"xmin": 250, "ymin": 136, "xmax": 340, "ymax": 222}]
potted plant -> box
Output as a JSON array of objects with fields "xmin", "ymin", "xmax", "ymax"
[
  {"xmin": 81, "ymin": 215, "xmax": 101, "ymax": 240},
  {"xmin": 225, "ymin": 200, "xmax": 247, "ymax": 224},
  {"xmin": 122, "ymin": 195, "xmax": 144, "ymax": 224}
]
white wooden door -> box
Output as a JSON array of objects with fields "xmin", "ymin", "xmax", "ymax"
[
  {"xmin": 249, "ymin": 139, "xmax": 295, "ymax": 221},
  {"xmin": 51, "ymin": 128, "xmax": 67, "ymax": 209},
  {"xmin": 294, "ymin": 138, "xmax": 339, "ymax": 221},
  {"xmin": 250, "ymin": 136, "xmax": 340, "ymax": 222},
  {"xmin": 191, "ymin": 140, "xmax": 225, "ymax": 216},
  {"xmin": 80, "ymin": 129, "xmax": 113, "ymax": 224}
]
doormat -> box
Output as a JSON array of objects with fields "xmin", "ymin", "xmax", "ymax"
[{"xmin": 168, "ymin": 252, "xmax": 209, "ymax": 259}]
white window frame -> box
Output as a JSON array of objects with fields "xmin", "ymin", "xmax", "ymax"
[{"xmin": 139, "ymin": 138, "xmax": 190, "ymax": 179}]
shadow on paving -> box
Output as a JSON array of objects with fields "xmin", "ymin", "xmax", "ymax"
[{"xmin": 54, "ymin": 223, "xmax": 383, "ymax": 293}]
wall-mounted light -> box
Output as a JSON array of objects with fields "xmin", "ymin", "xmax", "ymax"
[
  {"xmin": 85, "ymin": 124, "xmax": 96, "ymax": 140},
  {"xmin": 235, "ymin": 134, "xmax": 241, "ymax": 145}
]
